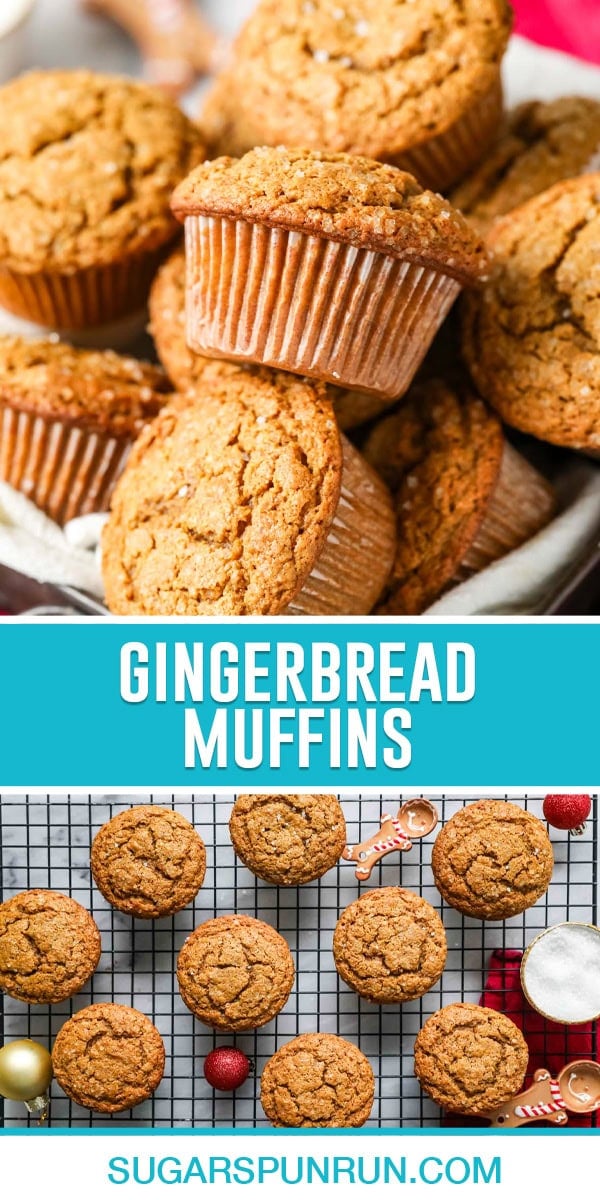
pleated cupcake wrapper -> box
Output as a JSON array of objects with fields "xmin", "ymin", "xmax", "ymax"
[
  {"xmin": 185, "ymin": 215, "xmax": 461, "ymax": 400},
  {"xmin": 0, "ymin": 405, "xmax": 131, "ymax": 526},
  {"xmin": 286, "ymin": 436, "xmax": 396, "ymax": 616},
  {"xmin": 0, "ymin": 249, "xmax": 167, "ymax": 331},
  {"xmin": 455, "ymin": 443, "xmax": 557, "ymax": 581},
  {"xmin": 393, "ymin": 74, "xmax": 504, "ymax": 193}
]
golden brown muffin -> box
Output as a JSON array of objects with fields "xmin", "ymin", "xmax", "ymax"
[
  {"xmin": 432, "ymin": 801, "xmax": 554, "ymax": 920},
  {"xmin": 91, "ymin": 806, "xmax": 206, "ymax": 918},
  {"xmin": 0, "ymin": 890, "xmax": 101, "ymax": 1004},
  {"xmin": 200, "ymin": 0, "xmax": 512, "ymax": 190},
  {"xmin": 414, "ymin": 1003, "xmax": 529, "ymax": 1115},
  {"xmin": 52, "ymin": 1004, "xmax": 165, "ymax": 1113},
  {"xmin": 149, "ymin": 246, "xmax": 400, "ymax": 429},
  {"xmin": 333, "ymin": 888, "xmax": 447, "ymax": 1003},
  {"xmin": 260, "ymin": 1033, "xmax": 374, "ymax": 1127},
  {"xmin": 0, "ymin": 335, "xmax": 170, "ymax": 523},
  {"xmin": 462, "ymin": 175, "xmax": 600, "ymax": 452},
  {"xmin": 363, "ymin": 377, "xmax": 555, "ymax": 614},
  {"xmin": 177, "ymin": 914, "xmax": 295, "ymax": 1031},
  {"xmin": 229, "ymin": 793, "xmax": 346, "ymax": 886},
  {"xmin": 0, "ymin": 70, "xmax": 204, "ymax": 327},
  {"xmin": 101, "ymin": 371, "xmax": 395, "ymax": 617},
  {"xmin": 452, "ymin": 97, "xmax": 600, "ymax": 234}
]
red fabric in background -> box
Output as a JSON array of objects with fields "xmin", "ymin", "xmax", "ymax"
[{"xmin": 513, "ymin": 0, "xmax": 600, "ymax": 64}]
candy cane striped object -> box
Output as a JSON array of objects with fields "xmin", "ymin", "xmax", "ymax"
[
  {"xmin": 515, "ymin": 1080, "xmax": 567, "ymax": 1119},
  {"xmin": 368, "ymin": 814, "xmax": 412, "ymax": 855}
]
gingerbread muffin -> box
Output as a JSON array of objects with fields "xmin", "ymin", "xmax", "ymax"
[
  {"xmin": 462, "ymin": 174, "xmax": 600, "ymax": 452},
  {"xmin": 91, "ymin": 806, "xmax": 206, "ymax": 919},
  {"xmin": 0, "ymin": 335, "xmax": 170, "ymax": 524},
  {"xmin": 452, "ymin": 97, "xmax": 600, "ymax": 234},
  {"xmin": 333, "ymin": 888, "xmax": 447, "ymax": 1004},
  {"xmin": 432, "ymin": 801, "xmax": 554, "ymax": 920},
  {"xmin": 177, "ymin": 914, "xmax": 295, "ymax": 1031},
  {"xmin": 52, "ymin": 1003, "xmax": 165, "ymax": 1113},
  {"xmin": 414, "ymin": 1003, "xmax": 529, "ymax": 1115},
  {"xmin": 149, "ymin": 245, "xmax": 398, "ymax": 429},
  {"xmin": 101, "ymin": 371, "xmax": 396, "ymax": 617},
  {"xmin": 172, "ymin": 147, "xmax": 489, "ymax": 400},
  {"xmin": 200, "ymin": 0, "xmax": 512, "ymax": 191},
  {"xmin": 260, "ymin": 1033, "xmax": 374, "ymax": 1127},
  {"xmin": 0, "ymin": 889, "xmax": 101, "ymax": 1005},
  {"xmin": 363, "ymin": 377, "xmax": 556, "ymax": 615},
  {"xmin": 0, "ymin": 70, "xmax": 204, "ymax": 329},
  {"xmin": 229, "ymin": 793, "xmax": 346, "ymax": 886}
]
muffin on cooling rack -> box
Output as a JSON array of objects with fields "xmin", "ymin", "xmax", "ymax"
[
  {"xmin": 91, "ymin": 805, "xmax": 206, "ymax": 918},
  {"xmin": 414, "ymin": 1003, "xmax": 529, "ymax": 1115},
  {"xmin": 0, "ymin": 889, "xmax": 101, "ymax": 1004},
  {"xmin": 52, "ymin": 1003, "xmax": 165, "ymax": 1113},
  {"xmin": 229, "ymin": 793, "xmax": 346, "ymax": 886},
  {"xmin": 261, "ymin": 1033, "xmax": 375, "ymax": 1127},
  {"xmin": 333, "ymin": 887, "xmax": 447, "ymax": 1003}
]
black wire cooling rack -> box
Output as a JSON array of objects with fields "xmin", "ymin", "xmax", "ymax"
[{"xmin": 0, "ymin": 793, "xmax": 597, "ymax": 1128}]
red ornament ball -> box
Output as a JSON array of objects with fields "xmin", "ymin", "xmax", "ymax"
[
  {"xmin": 203, "ymin": 1047, "xmax": 251, "ymax": 1091},
  {"xmin": 543, "ymin": 794, "xmax": 591, "ymax": 833}
]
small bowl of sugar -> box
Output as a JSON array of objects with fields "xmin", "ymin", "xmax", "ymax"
[
  {"xmin": 521, "ymin": 922, "xmax": 600, "ymax": 1025},
  {"xmin": 0, "ymin": 0, "xmax": 35, "ymax": 85}
]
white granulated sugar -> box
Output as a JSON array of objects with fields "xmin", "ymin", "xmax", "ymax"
[
  {"xmin": 313, "ymin": 48, "xmax": 330, "ymax": 63},
  {"xmin": 355, "ymin": 19, "xmax": 370, "ymax": 36},
  {"xmin": 523, "ymin": 924, "xmax": 600, "ymax": 1023}
]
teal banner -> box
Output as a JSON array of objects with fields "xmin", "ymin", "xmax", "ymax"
[{"xmin": 0, "ymin": 620, "xmax": 596, "ymax": 787}]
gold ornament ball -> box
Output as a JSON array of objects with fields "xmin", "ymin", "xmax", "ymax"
[{"xmin": 0, "ymin": 1040, "xmax": 53, "ymax": 1101}]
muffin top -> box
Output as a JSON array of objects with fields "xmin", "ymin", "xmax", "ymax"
[
  {"xmin": 431, "ymin": 800, "xmax": 554, "ymax": 920},
  {"xmin": 201, "ymin": 0, "xmax": 511, "ymax": 162},
  {"xmin": 333, "ymin": 887, "xmax": 447, "ymax": 1004},
  {"xmin": 102, "ymin": 369, "xmax": 342, "ymax": 616},
  {"xmin": 0, "ymin": 70, "xmax": 204, "ymax": 272},
  {"xmin": 0, "ymin": 889, "xmax": 101, "ymax": 1005},
  {"xmin": 229, "ymin": 793, "xmax": 346, "ymax": 886},
  {"xmin": 0, "ymin": 335, "xmax": 170, "ymax": 437},
  {"xmin": 363, "ymin": 377, "xmax": 504, "ymax": 614},
  {"xmin": 260, "ymin": 1033, "xmax": 374, "ymax": 1127},
  {"xmin": 52, "ymin": 1003, "xmax": 165, "ymax": 1114},
  {"xmin": 177, "ymin": 915, "xmax": 295, "ymax": 1031},
  {"xmin": 452, "ymin": 97, "xmax": 600, "ymax": 234},
  {"xmin": 461, "ymin": 174, "xmax": 600, "ymax": 450},
  {"xmin": 172, "ymin": 148, "xmax": 489, "ymax": 284},
  {"xmin": 91, "ymin": 806, "xmax": 206, "ymax": 918},
  {"xmin": 414, "ymin": 1003, "xmax": 529, "ymax": 1115}
]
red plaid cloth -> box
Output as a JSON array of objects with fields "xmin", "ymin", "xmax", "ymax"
[{"xmin": 445, "ymin": 948, "xmax": 595, "ymax": 1126}]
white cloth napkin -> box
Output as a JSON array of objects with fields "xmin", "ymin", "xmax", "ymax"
[{"xmin": 0, "ymin": 482, "xmax": 105, "ymax": 598}]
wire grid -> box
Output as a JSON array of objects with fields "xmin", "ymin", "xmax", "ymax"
[{"xmin": 0, "ymin": 792, "xmax": 597, "ymax": 1129}]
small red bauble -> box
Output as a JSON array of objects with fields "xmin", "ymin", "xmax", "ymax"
[
  {"xmin": 203, "ymin": 1047, "xmax": 251, "ymax": 1091},
  {"xmin": 543, "ymin": 794, "xmax": 591, "ymax": 834}
]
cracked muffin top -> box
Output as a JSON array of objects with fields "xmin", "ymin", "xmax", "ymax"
[
  {"xmin": 363, "ymin": 377, "xmax": 504, "ymax": 615},
  {"xmin": 0, "ymin": 889, "xmax": 101, "ymax": 1004},
  {"xmin": 199, "ymin": 0, "xmax": 511, "ymax": 163},
  {"xmin": 101, "ymin": 368, "xmax": 342, "ymax": 616},
  {"xmin": 452, "ymin": 97, "xmax": 600, "ymax": 234},
  {"xmin": 333, "ymin": 887, "xmax": 447, "ymax": 1004},
  {"xmin": 414, "ymin": 1003, "xmax": 529, "ymax": 1115},
  {"xmin": 0, "ymin": 336, "xmax": 171, "ymax": 437},
  {"xmin": 431, "ymin": 801, "xmax": 553, "ymax": 920},
  {"xmin": 172, "ymin": 147, "xmax": 489, "ymax": 285},
  {"xmin": 90, "ymin": 806, "xmax": 206, "ymax": 918},
  {"xmin": 230, "ymin": 793, "xmax": 346, "ymax": 886},
  {"xmin": 261, "ymin": 1033, "xmax": 374, "ymax": 1127},
  {"xmin": 52, "ymin": 1003, "xmax": 165, "ymax": 1113},
  {"xmin": 461, "ymin": 174, "xmax": 600, "ymax": 451},
  {"xmin": 0, "ymin": 70, "xmax": 204, "ymax": 272},
  {"xmin": 177, "ymin": 915, "xmax": 295, "ymax": 1031}
]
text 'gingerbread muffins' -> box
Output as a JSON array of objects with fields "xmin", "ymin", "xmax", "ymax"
[
  {"xmin": 414, "ymin": 1003, "xmax": 529, "ymax": 1115},
  {"xmin": 333, "ymin": 888, "xmax": 447, "ymax": 1004},
  {"xmin": 0, "ymin": 889, "xmax": 101, "ymax": 1004},
  {"xmin": 432, "ymin": 801, "xmax": 554, "ymax": 920},
  {"xmin": 261, "ymin": 1033, "xmax": 374, "ymax": 1128},
  {"xmin": 200, "ymin": 0, "xmax": 512, "ymax": 191},
  {"xmin": 177, "ymin": 914, "xmax": 295, "ymax": 1031},
  {"xmin": 171, "ymin": 147, "xmax": 489, "ymax": 400},
  {"xmin": 102, "ymin": 367, "xmax": 396, "ymax": 616},
  {"xmin": 230, "ymin": 793, "xmax": 346, "ymax": 886},
  {"xmin": 52, "ymin": 1004, "xmax": 165, "ymax": 1113},
  {"xmin": 462, "ymin": 174, "xmax": 600, "ymax": 453},
  {"xmin": 91, "ymin": 806, "xmax": 206, "ymax": 919}
]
